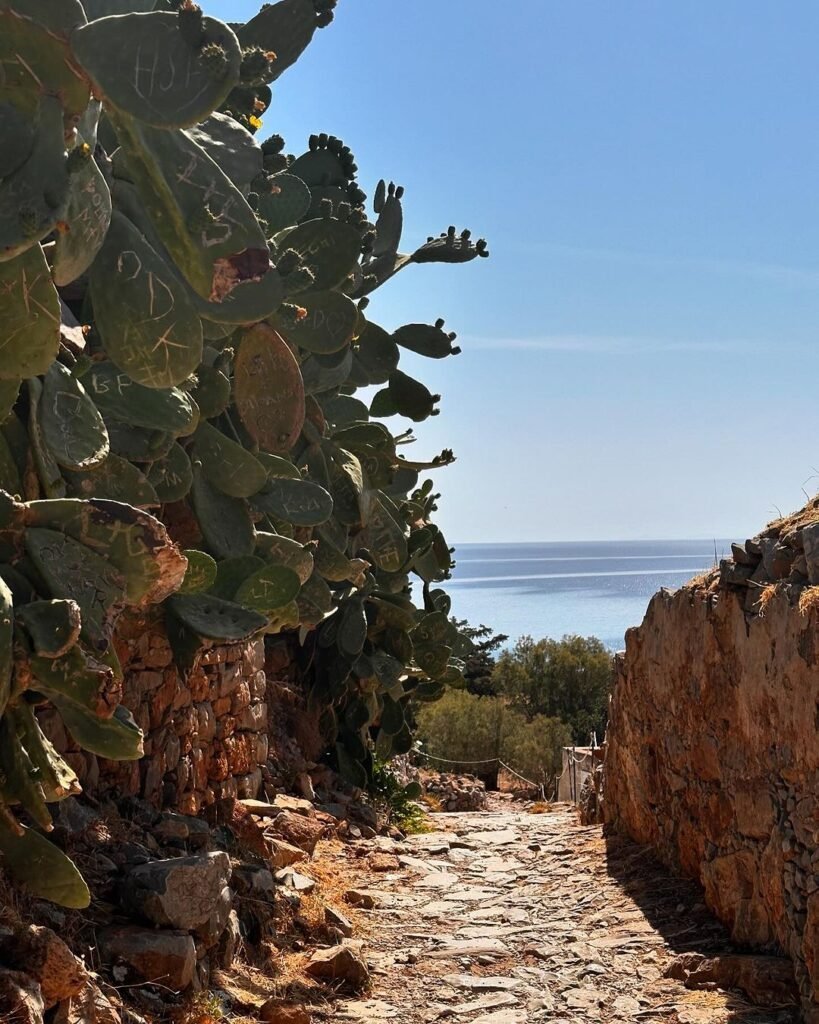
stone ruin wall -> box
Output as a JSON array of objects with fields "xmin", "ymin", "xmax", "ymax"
[
  {"xmin": 605, "ymin": 503, "xmax": 819, "ymax": 1020},
  {"xmin": 36, "ymin": 609, "xmax": 285, "ymax": 816}
]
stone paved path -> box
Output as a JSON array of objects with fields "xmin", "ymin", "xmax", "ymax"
[{"xmin": 328, "ymin": 806, "xmax": 799, "ymax": 1024}]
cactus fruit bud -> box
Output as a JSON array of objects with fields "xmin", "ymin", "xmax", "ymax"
[
  {"xmin": 283, "ymin": 266, "xmax": 316, "ymax": 295},
  {"xmin": 262, "ymin": 134, "xmax": 286, "ymax": 155},
  {"xmin": 278, "ymin": 303, "xmax": 308, "ymax": 329},
  {"xmin": 276, "ymin": 248, "xmax": 302, "ymax": 276},
  {"xmin": 198, "ymin": 42, "xmax": 231, "ymax": 79},
  {"xmin": 178, "ymin": 0, "xmax": 204, "ymax": 47},
  {"xmin": 240, "ymin": 46, "xmax": 278, "ymax": 85}
]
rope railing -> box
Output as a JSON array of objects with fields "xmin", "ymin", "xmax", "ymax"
[{"xmin": 413, "ymin": 750, "xmax": 546, "ymax": 799}]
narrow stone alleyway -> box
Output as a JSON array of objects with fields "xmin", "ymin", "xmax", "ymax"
[{"xmin": 324, "ymin": 805, "xmax": 799, "ymax": 1024}]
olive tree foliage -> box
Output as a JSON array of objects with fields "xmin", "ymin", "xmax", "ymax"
[
  {"xmin": 492, "ymin": 635, "xmax": 614, "ymax": 744},
  {"xmin": 415, "ymin": 689, "xmax": 570, "ymax": 785}
]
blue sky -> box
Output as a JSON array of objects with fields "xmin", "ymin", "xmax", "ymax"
[{"xmin": 214, "ymin": 0, "xmax": 819, "ymax": 542}]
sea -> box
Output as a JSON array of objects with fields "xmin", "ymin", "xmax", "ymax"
[{"xmin": 447, "ymin": 540, "xmax": 733, "ymax": 651}]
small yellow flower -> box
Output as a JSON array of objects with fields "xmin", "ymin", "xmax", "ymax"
[{"xmin": 249, "ymin": 115, "xmax": 262, "ymax": 130}]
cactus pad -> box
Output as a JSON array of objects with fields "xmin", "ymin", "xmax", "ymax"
[
  {"xmin": 275, "ymin": 218, "xmax": 362, "ymax": 291},
  {"xmin": 234, "ymin": 563, "xmax": 301, "ymax": 614},
  {"xmin": 191, "ymin": 365, "xmax": 231, "ymax": 420},
  {"xmin": 165, "ymin": 592, "xmax": 268, "ymax": 640},
  {"xmin": 83, "ymin": 361, "xmax": 198, "ymax": 434},
  {"xmin": 254, "ymin": 533, "xmax": 314, "ymax": 583},
  {"xmin": 25, "ymin": 497, "xmax": 187, "ymax": 607},
  {"xmin": 0, "ymin": 819, "xmax": 90, "ymax": 908},
  {"xmin": 353, "ymin": 320, "xmax": 399, "ymax": 385},
  {"xmin": 234, "ymin": 323, "xmax": 305, "ymax": 453},
  {"xmin": 386, "ymin": 370, "xmax": 440, "ymax": 422},
  {"xmin": 179, "ymin": 550, "xmax": 217, "ymax": 594},
  {"xmin": 16, "ymin": 599, "xmax": 82, "ymax": 658},
  {"xmin": 71, "ymin": 11, "xmax": 242, "ymax": 128},
  {"xmin": 275, "ymin": 289, "xmax": 357, "ymax": 354},
  {"xmin": 301, "ymin": 347, "xmax": 353, "ymax": 396},
  {"xmin": 394, "ymin": 322, "xmax": 460, "ymax": 359},
  {"xmin": 186, "ymin": 112, "xmax": 264, "ymax": 194},
  {"xmin": 64, "ymin": 455, "xmax": 159, "ymax": 508},
  {"xmin": 192, "ymin": 421, "xmax": 268, "ymax": 498},
  {"xmin": 191, "ymin": 467, "xmax": 255, "ymax": 559},
  {"xmin": 256, "ymin": 173, "xmax": 311, "ymax": 234},
  {"xmin": 55, "ymin": 701, "xmax": 144, "ymax": 760},
  {"xmin": 110, "ymin": 113, "xmax": 270, "ymax": 302},
  {"xmin": 237, "ymin": 0, "xmax": 334, "ymax": 82},
  {"xmin": 24, "ymin": 528, "xmax": 124, "ymax": 649},
  {"xmin": 40, "ymin": 363, "xmax": 109, "ymax": 472},
  {"xmin": 146, "ymin": 443, "xmax": 193, "ymax": 503},
  {"xmin": 251, "ymin": 476, "xmax": 333, "ymax": 527},
  {"xmin": 51, "ymin": 147, "xmax": 112, "ymax": 287},
  {"xmin": 0, "ymin": 245, "xmax": 60, "ymax": 381},
  {"xmin": 0, "ymin": 96, "xmax": 70, "ymax": 262},
  {"xmin": 210, "ymin": 555, "xmax": 265, "ymax": 600},
  {"xmin": 90, "ymin": 211, "xmax": 203, "ymax": 388}
]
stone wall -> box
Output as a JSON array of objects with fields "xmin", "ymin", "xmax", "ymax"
[
  {"xmin": 604, "ymin": 499, "xmax": 819, "ymax": 1020},
  {"xmin": 38, "ymin": 610, "xmax": 273, "ymax": 816}
]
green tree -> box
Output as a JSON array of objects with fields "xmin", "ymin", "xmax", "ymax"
[
  {"xmin": 415, "ymin": 690, "xmax": 570, "ymax": 787},
  {"xmin": 492, "ymin": 635, "xmax": 613, "ymax": 744},
  {"xmin": 450, "ymin": 619, "xmax": 509, "ymax": 697}
]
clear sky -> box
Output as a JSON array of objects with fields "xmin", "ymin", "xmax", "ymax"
[{"xmin": 213, "ymin": 0, "xmax": 819, "ymax": 543}]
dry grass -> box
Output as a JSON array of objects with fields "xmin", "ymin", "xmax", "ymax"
[
  {"xmin": 764, "ymin": 497, "xmax": 819, "ymax": 536},
  {"xmin": 420, "ymin": 794, "xmax": 443, "ymax": 813},
  {"xmin": 527, "ymin": 801, "xmax": 551, "ymax": 815},
  {"xmin": 756, "ymin": 583, "xmax": 780, "ymax": 617},
  {"xmin": 300, "ymin": 838, "xmax": 372, "ymax": 933},
  {"xmin": 0, "ymin": 869, "xmax": 32, "ymax": 931},
  {"xmin": 687, "ymin": 568, "xmax": 720, "ymax": 594},
  {"xmin": 799, "ymin": 587, "xmax": 819, "ymax": 617}
]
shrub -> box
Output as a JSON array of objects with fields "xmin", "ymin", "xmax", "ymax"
[
  {"xmin": 415, "ymin": 689, "xmax": 570, "ymax": 788},
  {"xmin": 492, "ymin": 635, "xmax": 613, "ymax": 743}
]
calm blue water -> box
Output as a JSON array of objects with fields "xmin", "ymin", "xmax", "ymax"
[{"xmin": 447, "ymin": 540, "xmax": 731, "ymax": 651}]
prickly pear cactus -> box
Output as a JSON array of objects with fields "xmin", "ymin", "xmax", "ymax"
[
  {"xmin": 0, "ymin": 490, "xmax": 185, "ymax": 905},
  {"xmin": 0, "ymin": 0, "xmax": 488, "ymax": 904}
]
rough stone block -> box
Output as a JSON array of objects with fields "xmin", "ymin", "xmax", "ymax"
[
  {"xmin": 100, "ymin": 926, "xmax": 196, "ymax": 991},
  {"xmin": 122, "ymin": 852, "xmax": 232, "ymax": 935},
  {"xmin": 0, "ymin": 968, "xmax": 45, "ymax": 1024}
]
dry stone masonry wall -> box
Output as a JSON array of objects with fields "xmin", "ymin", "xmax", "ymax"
[
  {"xmin": 37, "ymin": 610, "xmax": 271, "ymax": 816},
  {"xmin": 604, "ymin": 497, "xmax": 819, "ymax": 1022}
]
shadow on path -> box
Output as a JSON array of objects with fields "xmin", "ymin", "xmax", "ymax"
[{"xmin": 604, "ymin": 829, "xmax": 800, "ymax": 1023}]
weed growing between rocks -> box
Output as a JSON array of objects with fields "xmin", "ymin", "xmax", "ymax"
[{"xmin": 367, "ymin": 760, "xmax": 430, "ymax": 834}]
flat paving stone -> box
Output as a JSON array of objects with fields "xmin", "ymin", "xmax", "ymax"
[
  {"xmin": 442, "ymin": 974, "xmax": 524, "ymax": 991},
  {"xmin": 327, "ymin": 805, "xmax": 799, "ymax": 1024}
]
